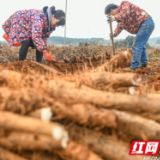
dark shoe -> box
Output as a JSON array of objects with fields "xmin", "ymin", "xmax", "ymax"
[{"xmin": 140, "ymin": 63, "xmax": 147, "ymax": 68}]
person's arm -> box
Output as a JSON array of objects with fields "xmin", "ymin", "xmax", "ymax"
[
  {"xmin": 114, "ymin": 1, "xmax": 131, "ymax": 21},
  {"xmin": 32, "ymin": 17, "xmax": 53, "ymax": 61},
  {"xmin": 32, "ymin": 15, "xmax": 47, "ymax": 52},
  {"xmin": 43, "ymin": 38, "xmax": 47, "ymax": 47},
  {"xmin": 114, "ymin": 23, "xmax": 123, "ymax": 37},
  {"xmin": 42, "ymin": 31, "xmax": 53, "ymax": 49}
]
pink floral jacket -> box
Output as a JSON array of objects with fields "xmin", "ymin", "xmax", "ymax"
[{"xmin": 2, "ymin": 9, "xmax": 53, "ymax": 52}]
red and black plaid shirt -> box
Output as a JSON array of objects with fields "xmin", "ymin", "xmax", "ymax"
[{"xmin": 114, "ymin": 1, "xmax": 150, "ymax": 36}]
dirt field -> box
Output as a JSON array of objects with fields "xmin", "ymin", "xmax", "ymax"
[{"xmin": 0, "ymin": 44, "xmax": 160, "ymax": 160}]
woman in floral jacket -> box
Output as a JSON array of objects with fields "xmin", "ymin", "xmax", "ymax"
[{"xmin": 2, "ymin": 6, "xmax": 65, "ymax": 63}]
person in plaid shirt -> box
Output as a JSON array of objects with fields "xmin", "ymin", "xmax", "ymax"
[
  {"xmin": 105, "ymin": 1, "xmax": 155, "ymax": 70},
  {"xmin": 2, "ymin": 6, "xmax": 65, "ymax": 63}
]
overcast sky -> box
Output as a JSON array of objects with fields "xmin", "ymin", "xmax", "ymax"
[{"xmin": 0, "ymin": 0, "xmax": 159, "ymax": 40}]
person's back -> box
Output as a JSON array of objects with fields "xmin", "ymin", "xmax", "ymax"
[
  {"xmin": 3, "ymin": 9, "xmax": 47, "ymax": 41},
  {"xmin": 113, "ymin": 1, "xmax": 151, "ymax": 34}
]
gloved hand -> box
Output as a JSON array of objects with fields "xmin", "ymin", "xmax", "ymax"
[
  {"xmin": 43, "ymin": 50, "xmax": 52, "ymax": 61},
  {"xmin": 109, "ymin": 32, "xmax": 116, "ymax": 39},
  {"xmin": 107, "ymin": 15, "xmax": 115, "ymax": 23}
]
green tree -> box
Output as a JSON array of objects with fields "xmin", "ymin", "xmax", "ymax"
[
  {"xmin": 146, "ymin": 41, "xmax": 152, "ymax": 49},
  {"xmin": 114, "ymin": 35, "xmax": 152, "ymax": 49},
  {"xmin": 125, "ymin": 36, "xmax": 135, "ymax": 47}
]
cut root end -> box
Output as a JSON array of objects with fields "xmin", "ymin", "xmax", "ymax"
[
  {"xmin": 52, "ymin": 126, "xmax": 65, "ymax": 141},
  {"xmin": 61, "ymin": 131, "xmax": 69, "ymax": 149},
  {"xmin": 129, "ymin": 87, "xmax": 135, "ymax": 95},
  {"xmin": 41, "ymin": 107, "xmax": 52, "ymax": 122},
  {"xmin": 52, "ymin": 126, "xmax": 69, "ymax": 148}
]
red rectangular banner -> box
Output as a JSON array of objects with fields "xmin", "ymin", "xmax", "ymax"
[{"xmin": 129, "ymin": 141, "xmax": 160, "ymax": 155}]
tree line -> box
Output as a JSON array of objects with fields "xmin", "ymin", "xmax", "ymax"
[
  {"xmin": 114, "ymin": 36, "xmax": 152, "ymax": 49},
  {"xmin": 0, "ymin": 36, "xmax": 152, "ymax": 48},
  {"xmin": 47, "ymin": 36, "xmax": 105, "ymax": 45}
]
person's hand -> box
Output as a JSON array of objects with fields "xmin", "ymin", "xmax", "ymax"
[
  {"xmin": 43, "ymin": 50, "xmax": 52, "ymax": 61},
  {"xmin": 107, "ymin": 15, "xmax": 115, "ymax": 23},
  {"xmin": 46, "ymin": 54, "xmax": 52, "ymax": 61},
  {"xmin": 109, "ymin": 32, "xmax": 116, "ymax": 39}
]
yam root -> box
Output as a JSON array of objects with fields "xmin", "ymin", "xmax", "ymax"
[
  {"xmin": 110, "ymin": 86, "xmax": 135, "ymax": 95},
  {"xmin": 48, "ymin": 80, "xmax": 160, "ymax": 114},
  {"xmin": 94, "ymin": 51, "xmax": 131, "ymax": 72},
  {"xmin": 0, "ymin": 69, "xmax": 22, "ymax": 88},
  {"xmin": 142, "ymin": 94, "xmax": 160, "ymax": 100},
  {"xmin": 66, "ymin": 72, "xmax": 142, "ymax": 89},
  {"xmin": 0, "ymin": 70, "xmax": 49, "ymax": 89},
  {"xmin": 1, "ymin": 72, "xmax": 156, "ymax": 115},
  {"xmin": 64, "ymin": 123, "xmax": 141, "ymax": 160},
  {"xmin": 112, "ymin": 109, "xmax": 160, "ymax": 140},
  {"xmin": 54, "ymin": 140, "xmax": 103, "ymax": 160},
  {"xmin": 0, "ymin": 70, "xmax": 139, "ymax": 95},
  {"xmin": 80, "ymin": 83, "xmax": 135, "ymax": 95},
  {"xmin": 0, "ymin": 147, "xmax": 28, "ymax": 160},
  {"xmin": 0, "ymin": 131, "xmax": 63, "ymax": 151},
  {"xmin": 136, "ymin": 112, "xmax": 160, "ymax": 124},
  {"xmin": 64, "ymin": 73, "xmax": 138, "ymax": 94},
  {"xmin": 27, "ymin": 107, "xmax": 52, "ymax": 122},
  {"xmin": 0, "ymin": 111, "xmax": 69, "ymax": 149},
  {"xmin": 52, "ymin": 102, "xmax": 160, "ymax": 140},
  {"xmin": 52, "ymin": 102, "xmax": 117, "ymax": 129},
  {"xmin": 0, "ymin": 87, "xmax": 50, "ymax": 115},
  {"xmin": 75, "ymin": 72, "xmax": 141, "ymax": 94},
  {"xmin": 0, "ymin": 131, "xmax": 102, "ymax": 160},
  {"xmin": 0, "ymin": 137, "xmax": 102, "ymax": 160},
  {"xmin": 21, "ymin": 151, "xmax": 61, "ymax": 160}
]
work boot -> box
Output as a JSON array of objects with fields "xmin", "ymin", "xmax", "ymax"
[{"xmin": 123, "ymin": 67, "xmax": 135, "ymax": 72}]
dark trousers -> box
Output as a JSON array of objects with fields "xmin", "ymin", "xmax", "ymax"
[{"xmin": 19, "ymin": 39, "xmax": 43, "ymax": 63}]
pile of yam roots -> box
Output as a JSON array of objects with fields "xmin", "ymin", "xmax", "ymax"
[{"xmin": 0, "ymin": 51, "xmax": 160, "ymax": 160}]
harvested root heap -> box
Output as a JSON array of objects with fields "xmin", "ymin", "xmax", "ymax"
[{"xmin": 0, "ymin": 50, "xmax": 159, "ymax": 160}]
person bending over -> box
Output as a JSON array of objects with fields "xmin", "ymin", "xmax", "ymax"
[
  {"xmin": 2, "ymin": 6, "xmax": 65, "ymax": 63},
  {"xmin": 105, "ymin": 1, "xmax": 154, "ymax": 70}
]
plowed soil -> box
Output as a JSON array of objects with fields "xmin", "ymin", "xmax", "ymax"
[{"xmin": 1, "ymin": 45, "xmax": 160, "ymax": 160}]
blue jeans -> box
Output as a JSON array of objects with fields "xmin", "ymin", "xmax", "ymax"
[{"xmin": 131, "ymin": 18, "xmax": 155, "ymax": 69}]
